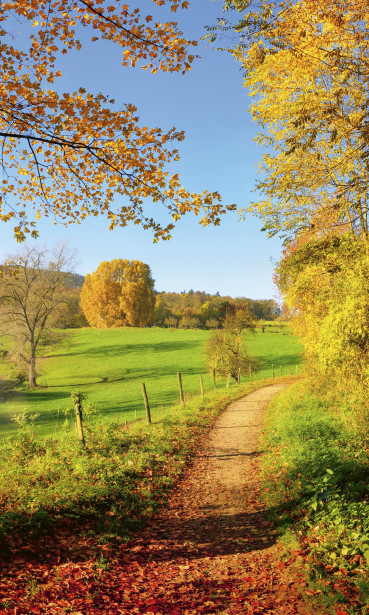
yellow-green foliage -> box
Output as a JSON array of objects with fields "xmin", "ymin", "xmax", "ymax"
[
  {"xmin": 277, "ymin": 235, "xmax": 369, "ymax": 389},
  {"xmin": 262, "ymin": 382, "xmax": 369, "ymax": 612}
]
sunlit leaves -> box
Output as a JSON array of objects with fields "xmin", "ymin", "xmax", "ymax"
[
  {"xmin": 0, "ymin": 1, "xmax": 235, "ymax": 240},
  {"xmin": 218, "ymin": 0, "xmax": 369, "ymax": 240},
  {"xmin": 275, "ymin": 222, "xmax": 369, "ymax": 384},
  {"xmin": 80, "ymin": 258, "xmax": 156, "ymax": 327}
]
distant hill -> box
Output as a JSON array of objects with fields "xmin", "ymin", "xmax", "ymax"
[{"xmin": 65, "ymin": 272, "xmax": 85, "ymax": 288}]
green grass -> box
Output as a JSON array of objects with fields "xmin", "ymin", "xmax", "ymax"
[
  {"xmin": 0, "ymin": 325, "xmax": 303, "ymax": 438},
  {"xmin": 261, "ymin": 383, "xmax": 369, "ymax": 614},
  {"xmin": 0, "ymin": 379, "xmax": 277, "ymax": 553}
]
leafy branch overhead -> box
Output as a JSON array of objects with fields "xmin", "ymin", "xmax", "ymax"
[{"xmin": 0, "ymin": 0, "xmax": 235, "ymax": 241}]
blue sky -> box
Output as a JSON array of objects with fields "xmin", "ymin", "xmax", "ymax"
[{"xmin": 0, "ymin": 0, "xmax": 282, "ymax": 298}]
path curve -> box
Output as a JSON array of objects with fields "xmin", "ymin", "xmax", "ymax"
[
  {"xmin": 1, "ymin": 383, "xmax": 317, "ymax": 614},
  {"xmin": 133, "ymin": 382, "xmax": 315, "ymax": 614}
]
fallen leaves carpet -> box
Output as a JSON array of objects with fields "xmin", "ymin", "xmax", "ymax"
[{"xmin": 1, "ymin": 384, "xmax": 317, "ymax": 614}]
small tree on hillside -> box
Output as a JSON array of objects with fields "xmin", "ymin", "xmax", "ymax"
[
  {"xmin": 164, "ymin": 316, "xmax": 178, "ymax": 328},
  {"xmin": 0, "ymin": 244, "xmax": 76, "ymax": 388},
  {"xmin": 206, "ymin": 307, "xmax": 258, "ymax": 382}
]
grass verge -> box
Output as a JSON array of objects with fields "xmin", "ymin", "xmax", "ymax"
[
  {"xmin": 0, "ymin": 378, "xmax": 286, "ymax": 559},
  {"xmin": 261, "ymin": 382, "xmax": 369, "ymax": 615}
]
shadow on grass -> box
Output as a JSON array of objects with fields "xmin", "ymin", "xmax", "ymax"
[
  {"xmin": 46, "ymin": 340, "xmax": 200, "ymax": 359},
  {"xmin": 256, "ymin": 353, "xmax": 303, "ymax": 369},
  {"xmin": 264, "ymin": 447, "xmax": 369, "ymax": 537},
  {"xmin": 42, "ymin": 364, "xmax": 204, "ymax": 389}
]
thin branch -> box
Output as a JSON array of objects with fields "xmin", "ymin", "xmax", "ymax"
[
  {"xmin": 28, "ymin": 138, "xmax": 48, "ymax": 202},
  {"xmin": 77, "ymin": 0, "xmax": 176, "ymax": 54}
]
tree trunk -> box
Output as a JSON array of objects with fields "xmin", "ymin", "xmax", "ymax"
[{"xmin": 28, "ymin": 348, "xmax": 37, "ymax": 388}]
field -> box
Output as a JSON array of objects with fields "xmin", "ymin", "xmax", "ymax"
[{"xmin": 0, "ymin": 325, "xmax": 303, "ymax": 438}]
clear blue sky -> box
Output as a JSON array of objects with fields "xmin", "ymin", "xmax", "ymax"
[{"xmin": 0, "ymin": 0, "xmax": 282, "ymax": 299}]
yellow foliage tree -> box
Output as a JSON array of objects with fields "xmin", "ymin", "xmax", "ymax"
[
  {"xmin": 0, "ymin": 1, "xmax": 235, "ymax": 241},
  {"xmin": 213, "ymin": 0, "xmax": 369, "ymax": 241},
  {"xmin": 211, "ymin": 0, "xmax": 369, "ymax": 395},
  {"xmin": 80, "ymin": 259, "xmax": 156, "ymax": 327}
]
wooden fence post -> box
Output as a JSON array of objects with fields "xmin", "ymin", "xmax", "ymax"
[
  {"xmin": 249, "ymin": 366, "xmax": 253, "ymax": 382},
  {"xmin": 226, "ymin": 373, "xmax": 231, "ymax": 388},
  {"xmin": 212, "ymin": 368, "xmax": 216, "ymax": 391},
  {"xmin": 72, "ymin": 391, "xmax": 85, "ymax": 447},
  {"xmin": 141, "ymin": 383, "xmax": 151, "ymax": 424},
  {"xmin": 177, "ymin": 372, "xmax": 185, "ymax": 406},
  {"xmin": 238, "ymin": 367, "xmax": 241, "ymax": 384},
  {"xmin": 200, "ymin": 374, "xmax": 204, "ymax": 400}
]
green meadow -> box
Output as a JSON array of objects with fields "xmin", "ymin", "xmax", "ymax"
[{"xmin": 0, "ymin": 325, "xmax": 303, "ymax": 438}]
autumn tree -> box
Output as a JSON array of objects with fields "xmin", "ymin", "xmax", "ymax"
[
  {"xmin": 0, "ymin": 244, "xmax": 76, "ymax": 388},
  {"xmin": 53, "ymin": 286, "xmax": 89, "ymax": 328},
  {"xmin": 206, "ymin": 306, "xmax": 257, "ymax": 382},
  {"xmin": 153, "ymin": 297, "xmax": 173, "ymax": 327},
  {"xmin": 273, "ymin": 201, "xmax": 369, "ymax": 384},
  {"xmin": 0, "ymin": 1, "xmax": 235, "ymax": 242},
  {"xmin": 210, "ymin": 0, "xmax": 369, "ymax": 241},
  {"xmin": 80, "ymin": 259, "xmax": 156, "ymax": 328},
  {"xmin": 198, "ymin": 300, "xmax": 222, "ymax": 328},
  {"xmin": 205, "ymin": 0, "xmax": 369, "ymax": 399}
]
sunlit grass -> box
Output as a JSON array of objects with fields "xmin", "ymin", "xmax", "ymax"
[
  {"xmin": 262, "ymin": 383, "xmax": 369, "ymax": 613},
  {"xmin": 0, "ymin": 326, "xmax": 303, "ymax": 438},
  {"xmin": 0, "ymin": 379, "xmax": 277, "ymax": 547}
]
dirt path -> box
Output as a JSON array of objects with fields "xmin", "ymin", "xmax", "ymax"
[
  {"xmin": 125, "ymin": 382, "xmax": 315, "ymax": 614},
  {"xmin": 146, "ymin": 383, "xmax": 288, "ymax": 558},
  {"xmin": 1, "ymin": 383, "xmax": 317, "ymax": 615}
]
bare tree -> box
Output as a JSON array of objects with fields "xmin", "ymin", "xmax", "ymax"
[{"xmin": 0, "ymin": 244, "xmax": 76, "ymax": 388}]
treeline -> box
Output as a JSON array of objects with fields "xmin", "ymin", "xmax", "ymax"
[
  {"xmin": 58, "ymin": 280, "xmax": 280, "ymax": 330},
  {"xmin": 154, "ymin": 291, "xmax": 280, "ymax": 329}
]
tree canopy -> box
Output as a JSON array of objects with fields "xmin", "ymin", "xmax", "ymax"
[
  {"xmin": 212, "ymin": 0, "xmax": 369, "ymax": 241},
  {"xmin": 0, "ymin": 0, "xmax": 235, "ymax": 241},
  {"xmin": 207, "ymin": 0, "xmax": 369, "ymax": 394},
  {"xmin": 80, "ymin": 259, "xmax": 156, "ymax": 327}
]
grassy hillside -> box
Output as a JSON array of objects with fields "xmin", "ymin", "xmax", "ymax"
[{"xmin": 0, "ymin": 326, "xmax": 303, "ymax": 438}]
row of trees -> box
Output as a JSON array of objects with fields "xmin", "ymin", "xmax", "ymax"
[
  {"xmin": 78, "ymin": 261, "xmax": 279, "ymax": 329},
  {"xmin": 78, "ymin": 265, "xmax": 280, "ymax": 330},
  {"xmin": 154, "ymin": 293, "xmax": 280, "ymax": 329}
]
